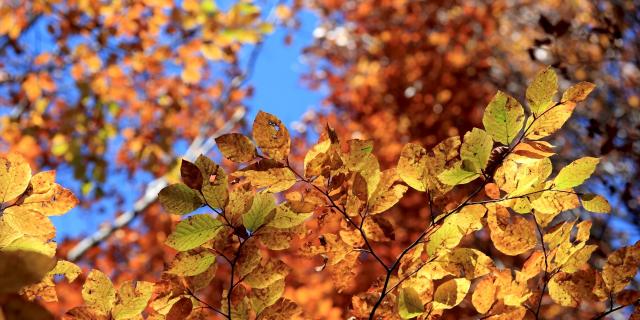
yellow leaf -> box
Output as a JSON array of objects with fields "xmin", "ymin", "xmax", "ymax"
[
  {"xmin": 553, "ymin": 157, "xmax": 599, "ymax": 189},
  {"xmin": 0, "ymin": 250, "xmax": 56, "ymax": 293},
  {"xmin": 548, "ymin": 270, "xmax": 597, "ymax": 307},
  {"xmin": 112, "ymin": 281, "xmax": 154, "ymax": 320},
  {"xmin": 368, "ymin": 168, "xmax": 408, "ymax": 214},
  {"xmin": 234, "ymin": 162, "xmax": 297, "ymax": 193},
  {"xmin": 397, "ymin": 287, "xmax": 425, "ymax": 319},
  {"xmin": 602, "ymin": 241, "xmax": 640, "ymax": 293},
  {"xmin": 437, "ymin": 163, "xmax": 479, "ymax": 186},
  {"xmin": 253, "ymin": 111, "xmax": 290, "ymax": 161},
  {"xmin": 561, "ymin": 81, "xmax": 596, "ymax": 103},
  {"xmin": 82, "ymin": 269, "xmax": 116, "ymax": 315},
  {"xmin": 250, "ymin": 278, "xmax": 285, "ymax": 314},
  {"xmin": 158, "ymin": 183, "xmax": 203, "ymax": 215},
  {"xmin": 526, "ymin": 66, "xmax": 557, "ymax": 116},
  {"xmin": 487, "ymin": 205, "xmax": 536, "ymax": 256},
  {"xmin": 525, "ymin": 102, "xmax": 575, "ymax": 140},
  {"xmin": 581, "ymin": 194, "xmax": 611, "ymax": 213},
  {"xmin": 236, "ymin": 237, "xmax": 262, "ymax": 278},
  {"xmin": 510, "ymin": 141, "xmax": 555, "ymax": 163},
  {"xmin": 166, "ymin": 250, "xmax": 216, "ymax": 277},
  {"xmin": 50, "ymin": 260, "xmax": 82, "ymax": 282},
  {"xmin": 472, "ymin": 276, "xmax": 497, "ymax": 314},
  {"xmin": 397, "ymin": 137, "xmax": 460, "ymax": 197},
  {"xmin": 427, "ymin": 204, "xmax": 485, "ymax": 256},
  {"xmin": 362, "ymin": 215, "xmax": 395, "ymax": 242},
  {"xmin": 243, "ymin": 192, "xmax": 276, "ymax": 232},
  {"xmin": 460, "ymin": 128, "xmax": 494, "ymax": 172},
  {"xmin": 215, "ymin": 133, "xmax": 257, "ymax": 162},
  {"xmin": 243, "ymin": 259, "xmax": 290, "ymax": 289},
  {"xmin": 432, "ymin": 278, "xmax": 470, "ymax": 310},
  {"xmin": 266, "ymin": 204, "xmax": 311, "ymax": 229},
  {"xmin": 257, "ymin": 298, "xmax": 302, "ymax": 319},
  {"xmin": 0, "ymin": 153, "xmax": 31, "ymax": 203},
  {"xmin": 482, "ymin": 91, "xmax": 525, "ymax": 145}
]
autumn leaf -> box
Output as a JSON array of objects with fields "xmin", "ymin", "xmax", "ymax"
[
  {"xmin": 0, "ymin": 153, "xmax": 31, "ymax": 203},
  {"xmin": 580, "ymin": 194, "xmax": 611, "ymax": 213},
  {"xmin": 398, "ymin": 287, "xmax": 424, "ymax": 319},
  {"xmin": 215, "ymin": 133, "xmax": 258, "ymax": 162},
  {"xmin": 166, "ymin": 250, "xmax": 216, "ymax": 276},
  {"xmin": 472, "ymin": 276, "xmax": 497, "ymax": 314},
  {"xmin": 82, "ymin": 269, "xmax": 115, "ymax": 315},
  {"xmin": 253, "ymin": 111, "xmax": 290, "ymax": 161},
  {"xmin": 432, "ymin": 278, "xmax": 470, "ymax": 310},
  {"xmin": 158, "ymin": 183, "xmax": 203, "ymax": 215},
  {"xmin": 165, "ymin": 214, "xmax": 225, "ymax": 251},
  {"xmin": 111, "ymin": 280, "xmax": 154, "ymax": 320},
  {"xmin": 180, "ymin": 159, "xmax": 204, "ymax": 190},
  {"xmin": 482, "ymin": 91, "xmax": 525, "ymax": 145},
  {"xmin": 487, "ymin": 205, "xmax": 536, "ymax": 256},
  {"xmin": 553, "ymin": 157, "xmax": 599, "ymax": 189},
  {"xmin": 561, "ymin": 81, "xmax": 596, "ymax": 103},
  {"xmin": 243, "ymin": 192, "xmax": 277, "ymax": 232},
  {"xmin": 526, "ymin": 66, "xmax": 557, "ymax": 116},
  {"xmin": 243, "ymin": 259, "xmax": 290, "ymax": 289},
  {"xmin": 0, "ymin": 250, "xmax": 56, "ymax": 294},
  {"xmin": 602, "ymin": 241, "xmax": 640, "ymax": 293}
]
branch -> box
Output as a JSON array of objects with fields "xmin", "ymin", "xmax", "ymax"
[{"xmin": 591, "ymin": 299, "xmax": 640, "ymax": 320}]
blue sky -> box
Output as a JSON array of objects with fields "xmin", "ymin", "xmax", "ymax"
[{"xmin": 50, "ymin": 6, "xmax": 324, "ymax": 240}]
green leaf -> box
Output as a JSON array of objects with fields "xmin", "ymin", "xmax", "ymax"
[
  {"xmin": 166, "ymin": 214, "xmax": 224, "ymax": 251},
  {"xmin": 266, "ymin": 204, "xmax": 311, "ymax": 229},
  {"xmin": 581, "ymin": 194, "xmax": 610, "ymax": 213},
  {"xmin": 437, "ymin": 164, "xmax": 480, "ymax": 186},
  {"xmin": 398, "ymin": 287, "xmax": 424, "ymax": 319},
  {"xmin": 460, "ymin": 128, "xmax": 493, "ymax": 172},
  {"xmin": 243, "ymin": 193, "xmax": 276, "ymax": 232},
  {"xmin": 158, "ymin": 184, "xmax": 203, "ymax": 215},
  {"xmin": 166, "ymin": 251, "xmax": 217, "ymax": 276},
  {"xmin": 553, "ymin": 157, "xmax": 599, "ymax": 189},
  {"xmin": 526, "ymin": 66, "xmax": 557, "ymax": 116},
  {"xmin": 82, "ymin": 269, "xmax": 115, "ymax": 315},
  {"xmin": 482, "ymin": 91, "xmax": 525, "ymax": 145},
  {"xmin": 215, "ymin": 133, "xmax": 257, "ymax": 163}
]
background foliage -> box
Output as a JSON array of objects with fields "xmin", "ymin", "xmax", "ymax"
[{"xmin": 0, "ymin": 0, "xmax": 639, "ymax": 319}]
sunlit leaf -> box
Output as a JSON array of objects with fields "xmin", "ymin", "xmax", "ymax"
[
  {"xmin": 253, "ymin": 111, "xmax": 290, "ymax": 161},
  {"xmin": 243, "ymin": 192, "xmax": 276, "ymax": 232},
  {"xmin": 553, "ymin": 157, "xmax": 599, "ymax": 189},
  {"xmin": 166, "ymin": 250, "xmax": 216, "ymax": 276},
  {"xmin": 580, "ymin": 193, "xmax": 610, "ymax": 213},
  {"xmin": 82, "ymin": 269, "xmax": 115, "ymax": 315},
  {"xmin": 159, "ymin": 183, "xmax": 203, "ymax": 215},
  {"xmin": 397, "ymin": 287, "xmax": 424, "ymax": 319},
  {"xmin": 166, "ymin": 214, "xmax": 224, "ymax": 251},
  {"xmin": 526, "ymin": 66, "xmax": 557, "ymax": 116},
  {"xmin": 482, "ymin": 91, "xmax": 525, "ymax": 145},
  {"xmin": 216, "ymin": 133, "xmax": 258, "ymax": 163},
  {"xmin": 432, "ymin": 278, "xmax": 470, "ymax": 310}
]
